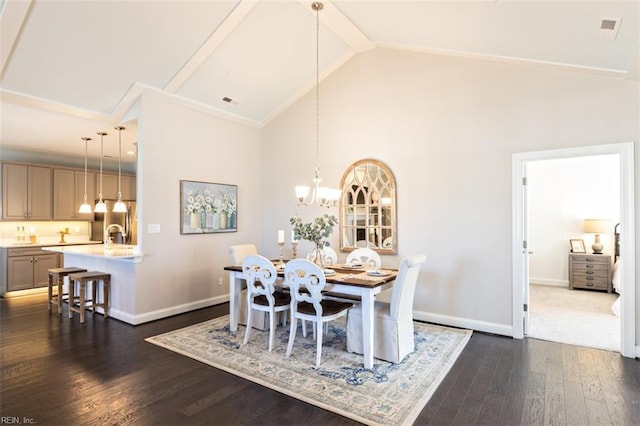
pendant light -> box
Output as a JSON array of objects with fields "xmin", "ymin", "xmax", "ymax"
[
  {"xmin": 112, "ymin": 126, "xmax": 127, "ymax": 212},
  {"xmin": 94, "ymin": 131, "xmax": 108, "ymax": 213},
  {"xmin": 295, "ymin": 1, "xmax": 340, "ymax": 207},
  {"xmin": 78, "ymin": 136, "xmax": 93, "ymax": 213}
]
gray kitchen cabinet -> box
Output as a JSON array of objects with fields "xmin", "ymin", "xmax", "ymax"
[{"xmin": 2, "ymin": 163, "xmax": 52, "ymax": 220}]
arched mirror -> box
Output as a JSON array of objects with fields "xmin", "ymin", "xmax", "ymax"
[{"xmin": 339, "ymin": 159, "xmax": 397, "ymax": 254}]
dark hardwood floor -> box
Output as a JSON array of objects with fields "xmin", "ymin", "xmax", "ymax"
[{"xmin": 1, "ymin": 293, "xmax": 639, "ymax": 425}]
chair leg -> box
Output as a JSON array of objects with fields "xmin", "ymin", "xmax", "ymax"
[
  {"xmin": 286, "ymin": 318, "xmax": 297, "ymax": 358},
  {"xmin": 57, "ymin": 277, "xmax": 64, "ymax": 315},
  {"xmin": 301, "ymin": 319, "xmax": 307, "ymax": 337},
  {"xmin": 68, "ymin": 280, "xmax": 75, "ymax": 319},
  {"xmin": 243, "ymin": 305, "xmax": 253, "ymax": 345},
  {"xmin": 268, "ymin": 311, "xmax": 276, "ymax": 352},
  {"xmin": 315, "ymin": 322, "xmax": 323, "ymax": 367},
  {"xmin": 47, "ymin": 274, "xmax": 53, "ymax": 312}
]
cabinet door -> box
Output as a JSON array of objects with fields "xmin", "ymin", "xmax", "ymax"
[
  {"xmin": 121, "ymin": 175, "xmax": 136, "ymax": 200},
  {"xmin": 54, "ymin": 169, "xmax": 95, "ymax": 220},
  {"xmin": 33, "ymin": 254, "xmax": 59, "ymax": 288},
  {"xmin": 7, "ymin": 256, "xmax": 34, "ymax": 291},
  {"xmin": 98, "ymin": 172, "xmax": 135, "ymax": 200},
  {"xmin": 2, "ymin": 163, "xmax": 29, "ymax": 220},
  {"xmin": 27, "ymin": 166, "xmax": 52, "ymax": 220},
  {"xmin": 98, "ymin": 173, "xmax": 118, "ymax": 200},
  {"xmin": 53, "ymin": 169, "xmax": 76, "ymax": 220}
]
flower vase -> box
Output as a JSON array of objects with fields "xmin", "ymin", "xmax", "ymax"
[
  {"xmin": 229, "ymin": 212, "xmax": 236, "ymax": 229},
  {"xmin": 200, "ymin": 211, "xmax": 207, "ymax": 231},
  {"xmin": 313, "ymin": 243, "xmax": 325, "ymax": 269},
  {"xmin": 190, "ymin": 212, "xmax": 199, "ymax": 230},
  {"xmin": 220, "ymin": 211, "xmax": 228, "ymax": 230},
  {"xmin": 212, "ymin": 212, "xmax": 220, "ymax": 230}
]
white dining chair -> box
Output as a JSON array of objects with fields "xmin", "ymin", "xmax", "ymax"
[
  {"xmin": 346, "ymin": 248, "xmax": 381, "ymax": 268},
  {"xmin": 229, "ymin": 244, "xmax": 271, "ymax": 330},
  {"xmin": 242, "ymin": 255, "xmax": 291, "ymax": 352},
  {"xmin": 346, "ymin": 254, "xmax": 426, "ymax": 363},
  {"xmin": 285, "ymin": 259, "xmax": 353, "ymax": 367}
]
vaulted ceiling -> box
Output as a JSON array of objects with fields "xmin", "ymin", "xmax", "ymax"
[{"xmin": 1, "ymin": 0, "xmax": 638, "ymax": 162}]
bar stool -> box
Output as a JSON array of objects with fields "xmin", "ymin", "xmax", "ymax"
[
  {"xmin": 48, "ymin": 267, "xmax": 87, "ymax": 315},
  {"xmin": 68, "ymin": 271, "xmax": 111, "ymax": 324}
]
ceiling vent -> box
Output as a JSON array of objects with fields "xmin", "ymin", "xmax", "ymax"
[
  {"xmin": 599, "ymin": 17, "xmax": 621, "ymax": 40},
  {"xmin": 222, "ymin": 97, "xmax": 239, "ymax": 106}
]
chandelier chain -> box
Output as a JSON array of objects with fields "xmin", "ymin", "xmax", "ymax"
[{"xmin": 315, "ymin": 2, "xmax": 321, "ymax": 178}]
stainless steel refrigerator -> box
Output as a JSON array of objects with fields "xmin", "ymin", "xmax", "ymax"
[{"xmin": 91, "ymin": 200, "xmax": 137, "ymax": 245}]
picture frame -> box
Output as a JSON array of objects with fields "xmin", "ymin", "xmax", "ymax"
[
  {"xmin": 569, "ymin": 239, "xmax": 586, "ymax": 253},
  {"xmin": 180, "ymin": 180, "xmax": 237, "ymax": 234}
]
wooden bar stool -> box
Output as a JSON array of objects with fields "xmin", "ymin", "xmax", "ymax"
[
  {"xmin": 48, "ymin": 267, "xmax": 87, "ymax": 315},
  {"xmin": 68, "ymin": 271, "xmax": 111, "ymax": 324}
]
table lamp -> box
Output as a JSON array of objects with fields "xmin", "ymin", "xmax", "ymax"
[{"xmin": 583, "ymin": 219, "xmax": 610, "ymax": 254}]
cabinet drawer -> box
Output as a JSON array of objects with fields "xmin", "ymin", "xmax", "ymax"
[
  {"xmin": 571, "ymin": 276, "xmax": 608, "ymax": 290},
  {"xmin": 579, "ymin": 255, "xmax": 609, "ymax": 265},
  {"xmin": 7, "ymin": 247, "xmax": 47, "ymax": 257},
  {"xmin": 572, "ymin": 262, "xmax": 608, "ymax": 273}
]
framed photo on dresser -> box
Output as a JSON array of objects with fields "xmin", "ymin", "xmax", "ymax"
[{"xmin": 569, "ymin": 239, "xmax": 586, "ymax": 253}]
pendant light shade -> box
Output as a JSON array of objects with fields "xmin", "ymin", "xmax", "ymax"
[
  {"xmin": 78, "ymin": 136, "xmax": 93, "ymax": 213},
  {"xmin": 94, "ymin": 131, "xmax": 107, "ymax": 213},
  {"xmin": 295, "ymin": 2, "xmax": 340, "ymax": 207},
  {"xmin": 112, "ymin": 126, "xmax": 127, "ymax": 213}
]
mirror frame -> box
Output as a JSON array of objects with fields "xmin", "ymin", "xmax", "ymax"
[{"xmin": 339, "ymin": 159, "xmax": 397, "ymax": 254}]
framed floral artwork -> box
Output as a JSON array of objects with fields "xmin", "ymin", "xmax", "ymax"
[{"xmin": 180, "ymin": 180, "xmax": 237, "ymax": 234}]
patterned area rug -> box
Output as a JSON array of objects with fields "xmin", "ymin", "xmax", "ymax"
[{"xmin": 146, "ymin": 315, "xmax": 472, "ymax": 426}]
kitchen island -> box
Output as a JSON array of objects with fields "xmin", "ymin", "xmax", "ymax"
[{"xmin": 43, "ymin": 244, "xmax": 144, "ymax": 324}]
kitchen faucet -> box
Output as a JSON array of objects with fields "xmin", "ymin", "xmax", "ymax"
[{"xmin": 105, "ymin": 224, "xmax": 126, "ymax": 245}]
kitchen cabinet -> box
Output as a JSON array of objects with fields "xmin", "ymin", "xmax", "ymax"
[
  {"xmin": 4, "ymin": 247, "xmax": 60, "ymax": 292},
  {"xmin": 53, "ymin": 168, "xmax": 95, "ymax": 220},
  {"xmin": 568, "ymin": 253, "xmax": 612, "ymax": 292},
  {"xmin": 99, "ymin": 172, "xmax": 136, "ymax": 200},
  {"xmin": 2, "ymin": 163, "xmax": 52, "ymax": 220}
]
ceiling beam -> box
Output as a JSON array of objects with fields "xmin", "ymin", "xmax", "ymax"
[
  {"xmin": 163, "ymin": 0, "xmax": 259, "ymax": 94},
  {"xmin": 297, "ymin": 0, "xmax": 374, "ymax": 52},
  {"xmin": 0, "ymin": 0, "xmax": 34, "ymax": 79}
]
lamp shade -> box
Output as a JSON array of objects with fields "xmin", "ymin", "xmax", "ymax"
[{"xmin": 583, "ymin": 219, "xmax": 610, "ymax": 234}]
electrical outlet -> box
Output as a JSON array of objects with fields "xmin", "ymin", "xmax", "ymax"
[{"xmin": 218, "ymin": 277, "xmax": 223, "ymax": 286}]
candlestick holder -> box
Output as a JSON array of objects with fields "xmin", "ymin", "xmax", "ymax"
[
  {"xmin": 291, "ymin": 240, "xmax": 298, "ymax": 259},
  {"xmin": 278, "ymin": 242, "xmax": 285, "ymax": 268}
]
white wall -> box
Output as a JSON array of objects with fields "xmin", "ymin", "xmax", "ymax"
[
  {"xmin": 133, "ymin": 91, "xmax": 262, "ymax": 322},
  {"xmin": 528, "ymin": 155, "xmax": 620, "ymax": 287},
  {"xmin": 261, "ymin": 47, "xmax": 639, "ymax": 336}
]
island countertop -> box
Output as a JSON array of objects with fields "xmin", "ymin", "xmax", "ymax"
[{"xmin": 43, "ymin": 244, "xmax": 143, "ymax": 262}]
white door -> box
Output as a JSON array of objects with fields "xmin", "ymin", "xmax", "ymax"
[{"xmin": 522, "ymin": 168, "xmax": 530, "ymax": 335}]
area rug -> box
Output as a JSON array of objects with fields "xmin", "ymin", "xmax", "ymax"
[{"xmin": 146, "ymin": 315, "xmax": 472, "ymax": 426}]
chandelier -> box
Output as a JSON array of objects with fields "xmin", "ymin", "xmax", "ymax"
[
  {"xmin": 94, "ymin": 131, "xmax": 108, "ymax": 213},
  {"xmin": 112, "ymin": 126, "xmax": 127, "ymax": 212},
  {"xmin": 78, "ymin": 136, "xmax": 93, "ymax": 213},
  {"xmin": 295, "ymin": 1, "xmax": 340, "ymax": 207}
]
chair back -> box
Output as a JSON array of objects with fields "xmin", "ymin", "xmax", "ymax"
[
  {"xmin": 390, "ymin": 254, "xmax": 426, "ymax": 320},
  {"xmin": 242, "ymin": 255, "xmax": 278, "ymax": 304},
  {"xmin": 229, "ymin": 244, "xmax": 257, "ymax": 265},
  {"xmin": 284, "ymin": 259, "xmax": 326, "ymax": 316},
  {"xmin": 306, "ymin": 246, "xmax": 338, "ymax": 266},
  {"xmin": 346, "ymin": 248, "xmax": 381, "ymax": 267}
]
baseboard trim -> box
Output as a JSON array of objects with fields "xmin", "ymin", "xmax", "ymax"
[
  {"xmin": 529, "ymin": 278, "xmax": 568, "ymax": 287},
  {"xmin": 413, "ymin": 310, "xmax": 513, "ymax": 337},
  {"xmin": 113, "ymin": 295, "xmax": 231, "ymax": 325}
]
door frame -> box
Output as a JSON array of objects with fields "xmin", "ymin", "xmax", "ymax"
[{"xmin": 512, "ymin": 142, "xmax": 635, "ymax": 357}]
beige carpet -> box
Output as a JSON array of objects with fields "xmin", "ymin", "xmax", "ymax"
[{"xmin": 528, "ymin": 284, "xmax": 619, "ymax": 351}]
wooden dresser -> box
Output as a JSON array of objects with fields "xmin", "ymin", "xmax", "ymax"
[{"xmin": 568, "ymin": 253, "xmax": 612, "ymax": 293}]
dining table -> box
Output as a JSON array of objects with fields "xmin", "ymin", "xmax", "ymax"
[{"xmin": 224, "ymin": 262, "xmax": 398, "ymax": 369}]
